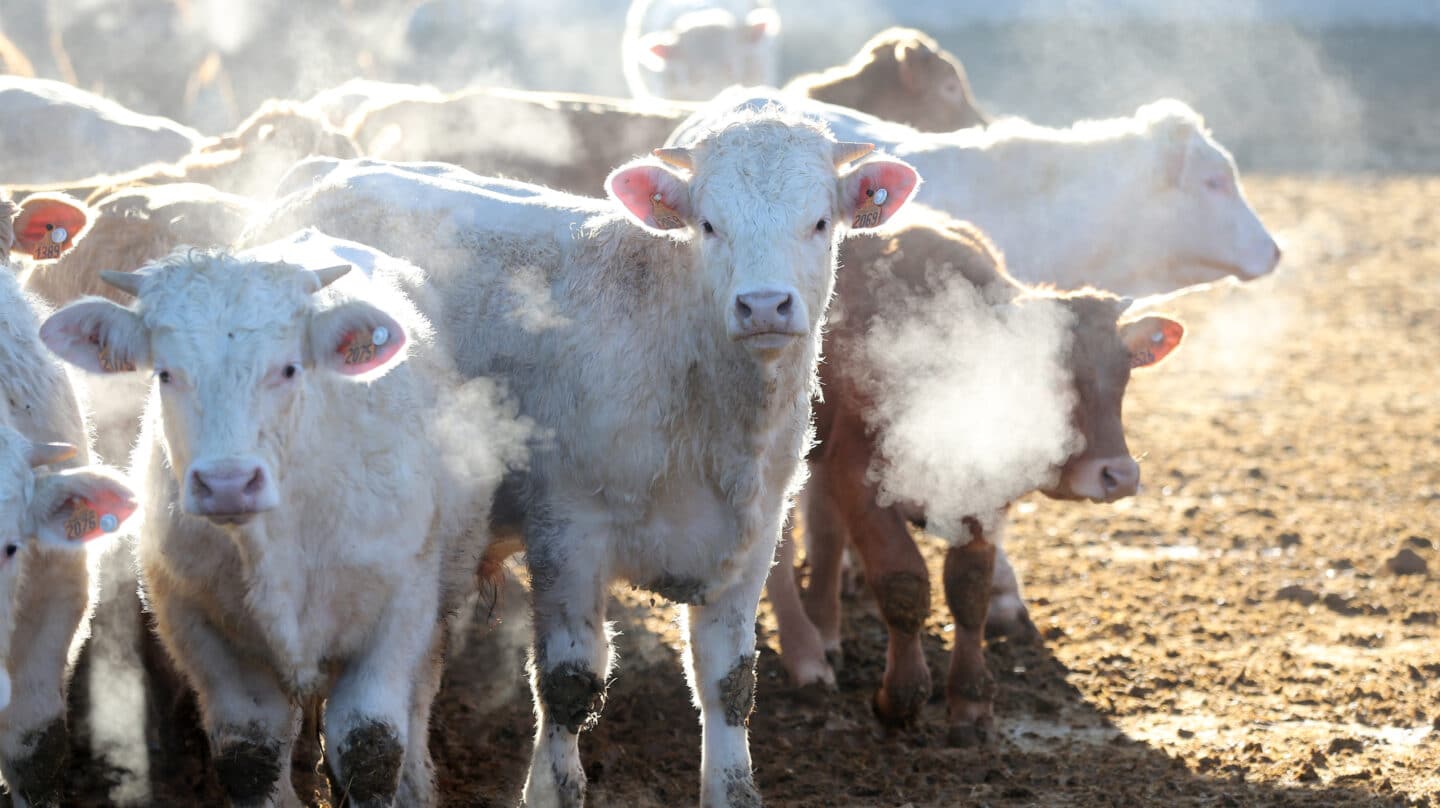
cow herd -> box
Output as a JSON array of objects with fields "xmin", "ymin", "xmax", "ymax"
[{"xmin": 0, "ymin": 2, "xmax": 1283, "ymax": 806}]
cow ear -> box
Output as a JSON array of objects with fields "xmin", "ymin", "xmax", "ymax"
[
  {"xmin": 606, "ymin": 161, "xmax": 692, "ymax": 233},
  {"xmin": 310, "ymin": 300, "xmax": 408, "ymax": 378},
  {"xmin": 31, "ymin": 468, "xmax": 137, "ymax": 548},
  {"xmin": 745, "ymin": 7, "xmax": 779, "ymax": 41},
  {"xmin": 894, "ymin": 39, "xmax": 937, "ymax": 93},
  {"xmin": 839, "ymin": 158, "xmax": 920, "ymax": 230},
  {"xmin": 637, "ymin": 31, "xmax": 676, "ymax": 71},
  {"xmin": 1121, "ymin": 315, "xmax": 1185, "ymax": 369},
  {"xmin": 40, "ymin": 299, "xmax": 149, "ymax": 374},
  {"xmin": 13, "ymin": 194, "xmax": 91, "ymax": 262}
]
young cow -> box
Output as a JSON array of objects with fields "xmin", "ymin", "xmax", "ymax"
[
  {"xmin": 622, "ymin": 0, "xmax": 780, "ymax": 102},
  {"xmin": 41, "ymin": 231, "xmax": 493, "ymax": 807},
  {"xmin": 784, "ymin": 27, "xmax": 989, "ymax": 133},
  {"xmin": 769, "ymin": 217, "xmax": 1185, "ymax": 743},
  {"xmin": 243, "ymin": 107, "xmax": 919, "ymax": 807}
]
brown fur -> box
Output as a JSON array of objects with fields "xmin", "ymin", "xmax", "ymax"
[
  {"xmin": 786, "ymin": 28, "xmax": 989, "ymax": 132},
  {"xmin": 802, "ymin": 215, "xmax": 1139, "ymax": 736}
]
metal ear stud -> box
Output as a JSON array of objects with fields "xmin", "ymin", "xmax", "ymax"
[
  {"xmin": 99, "ymin": 514, "xmax": 119, "ymax": 533},
  {"xmin": 651, "ymin": 193, "xmax": 663, "ymax": 202},
  {"xmin": 371, "ymin": 326, "xmax": 390, "ymax": 347},
  {"xmin": 1151, "ymin": 331, "xmax": 1165, "ymax": 343},
  {"xmin": 873, "ymin": 188, "xmax": 888, "ymax": 206},
  {"xmin": 49, "ymin": 227, "xmax": 68, "ymax": 244}
]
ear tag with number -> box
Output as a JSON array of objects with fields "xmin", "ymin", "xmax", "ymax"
[
  {"xmin": 853, "ymin": 187, "xmax": 887, "ymax": 228},
  {"xmin": 650, "ymin": 192, "xmax": 685, "ymax": 229}
]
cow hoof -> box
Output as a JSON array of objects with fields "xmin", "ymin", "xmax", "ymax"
[
  {"xmin": 946, "ymin": 716, "xmax": 996, "ymax": 748},
  {"xmin": 871, "ymin": 683, "xmax": 927, "ymax": 728},
  {"xmin": 985, "ymin": 607, "xmax": 1040, "ymax": 643},
  {"xmin": 783, "ymin": 652, "xmax": 836, "ymax": 689}
]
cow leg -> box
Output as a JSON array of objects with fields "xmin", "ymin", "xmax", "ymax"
[
  {"xmin": 838, "ymin": 493, "xmax": 932, "ymax": 728},
  {"xmin": 521, "ymin": 525, "xmax": 610, "ymax": 808},
  {"xmin": 943, "ymin": 533, "xmax": 998, "ymax": 747},
  {"xmin": 765, "ymin": 518, "xmax": 834, "ymax": 687},
  {"xmin": 684, "ymin": 544, "xmax": 770, "ymax": 808},
  {"xmin": 0, "ymin": 552, "xmax": 88, "ymax": 808},
  {"xmin": 395, "ymin": 625, "xmax": 446, "ymax": 808},
  {"xmin": 797, "ymin": 469, "xmax": 848, "ymax": 665},
  {"xmin": 985, "ymin": 546, "xmax": 1039, "ymax": 641},
  {"xmin": 149, "ymin": 591, "xmax": 300, "ymax": 808},
  {"xmin": 325, "ymin": 563, "xmax": 442, "ymax": 808}
]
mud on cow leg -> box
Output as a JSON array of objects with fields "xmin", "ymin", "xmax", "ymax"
[
  {"xmin": 869, "ymin": 570, "xmax": 933, "ymax": 727},
  {"xmin": 212, "ymin": 724, "xmax": 284, "ymax": 807},
  {"xmin": 5, "ymin": 719, "xmax": 68, "ymax": 806},
  {"xmin": 943, "ymin": 535, "xmax": 998, "ymax": 747},
  {"xmin": 334, "ymin": 720, "xmax": 404, "ymax": 808}
]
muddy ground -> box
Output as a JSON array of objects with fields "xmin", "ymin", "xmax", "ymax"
[{"xmin": 59, "ymin": 175, "xmax": 1439, "ymax": 807}]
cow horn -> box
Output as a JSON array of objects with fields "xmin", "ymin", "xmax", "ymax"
[
  {"xmin": 833, "ymin": 141, "xmax": 875, "ymax": 166},
  {"xmin": 652, "ymin": 147, "xmax": 694, "ymax": 171},
  {"xmin": 99, "ymin": 271, "xmax": 143, "ymax": 296}
]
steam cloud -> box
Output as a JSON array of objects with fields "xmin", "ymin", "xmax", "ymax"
[{"xmin": 856, "ymin": 265, "xmax": 1083, "ymax": 539}]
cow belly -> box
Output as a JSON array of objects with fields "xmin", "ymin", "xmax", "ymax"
[{"xmin": 608, "ymin": 476, "xmax": 743, "ymax": 591}]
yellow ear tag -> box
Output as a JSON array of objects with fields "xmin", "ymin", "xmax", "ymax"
[
  {"xmin": 33, "ymin": 225, "xmax": 69, "ymax": 260},
  {"xmin": 853, "ymin": 187, "xmax": 887, "ymax": 228},
  {"xmin": 650, "ymin": 193, "xmax": 685, "ymax": 229},
  {"xmin": 64, "ymin": 501, "xmax": 99, "ymax": 541},
  {"xmin": 96, "ymin": 341, "xmax": 135, "ymax": 373}
]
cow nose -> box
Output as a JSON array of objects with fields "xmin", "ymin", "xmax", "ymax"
[
  {"xmin": 734, "ymin": 289, "xmax": 797, "ymax": 337},
  {"xmin": 189, "ymin": 462, "xmax": 270, "ymax": 519},
  {"xmin": 1099, "ymin": 458, "xmax": 1140, "ymax": 499}
]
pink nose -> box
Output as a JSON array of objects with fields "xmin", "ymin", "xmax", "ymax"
[
  {"xmin": 1098, "ymin": 458, "xmax": 1140, "ymax": 500},
  {"xmin": 189, "ymin": 463, "xmax": 269, "ymax": 520},
  {"xmin": 734, "ymin": 289, "xmax": 801, "ymax": 337}
]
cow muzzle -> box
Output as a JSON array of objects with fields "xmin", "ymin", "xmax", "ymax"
[
  {"xmin": 186, "ymin": 457, "xmax": 277, "ymax": 524},
  {"xmin": 1052, "ymin": 455, "xmax": 1140, "ymax": 503},
  {"xmin": 729, "ymin": 286, "xmax": 808, "ymax": 349}
]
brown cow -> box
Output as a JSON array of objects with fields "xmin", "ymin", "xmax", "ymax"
[
  {"xmin": 769, "ymin": 216, "xmax": 1184, "ymax": 744},
  {"xmin": 785, "ymin": 28, "xmax": 989, "ymax": 133}
]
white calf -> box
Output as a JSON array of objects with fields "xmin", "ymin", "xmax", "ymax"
[
  {"xmin": 41, "ymin": 231, "xmax": 493, "ymax": 808},
  {"xmin": 243, "ymin": 106, "xmax": 920, "ymax": 807},
  {"xmin": 622, "ymin": 0, "xmax": 780, "ymax": 102}
]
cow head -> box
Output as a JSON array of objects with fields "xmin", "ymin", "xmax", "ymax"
[
  {"xmin": 1122, "ymin": 100, "xmax": 1281, "ymax": 294},
  {"xmin": 633, "ymin": 7, "xmax": 780, "ymax": 102},
  {"xmin": 1043, "ymin": 294, "xmax": 1185, "ymax": 502},
  {"xmin": 40, "ymin": 251, "xmax": 407, "ymax": 525},
  {"xmin": 607, "ymin": 110, "xmax": 919, "ymax": 361},
  {"xmin": 0, "ymin": 428, "xmax": 134, "ymax": 709}
]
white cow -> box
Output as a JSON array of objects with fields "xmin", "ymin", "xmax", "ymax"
[
  {"xmin": 0, "ymin": 427, "xmax": 135, "ymax": 801},
  {"xmin": 0, "ymin": 194, "xmax": 113, "ymax": 805},
  {"xmin": 244, "ymin": 106, "xmax": 920, "ymax": 807},
  {"xmin": 677, "ymin": 90, "xmax": 1282, "ymax": 638},
  {"xmin": 0, "ymin": 77, "xmax": 202, "ymax": 185},
  {"xmin": 675, "ymin": 91, "xmax": 1282, "ymax": 297},
  {"xmin": 622, "ymin": 0, "xmax": 781, "ymax": 102},
  {"xmin": 40, "ymin": 230, "xmax": 497, "ymax": 807}
]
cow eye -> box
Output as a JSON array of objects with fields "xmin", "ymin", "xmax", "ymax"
[
  {"xmin": 157, "ymin": 370, "xmax": 172, "ymax": 384},
  {"xmin": 4, "ymin": 544, "xmax": 16, "ymax": 559},
  {"xmin": 701, "ymin": 220, "xmax": 715, "ymax": 235},
  {"xmin": 283, "ymin": 364, "xmax": 299, "ymax": 380},
  {"xmin": 1205, "ymin": 176, "xmax": 1227, "ymax": 192},
  {"xmin": 815, "ymin": 218, "xmax": 828, "ymax": 232}
]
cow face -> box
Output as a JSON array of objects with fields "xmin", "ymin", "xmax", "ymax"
[
  {"xmin": 1125, "ymin": 101, "xmax": 1281, "ymax": 294},
  {"xmin": 634, "ymin": 7, "xmax": 779, "ymax": 102},
  {"xmin": 40, "ymin": 252, "xmax": 407, "ymax": 525},
  {"xmin": 1045, "ymin": 296, "xmax": 1184, "ymax": 502},
  {"xmin": 607, "ymin": 113, "xmax": 919, "ymax": 361},
  {"xmin": 0, "ymin": 429, "xmax": 134, "ymax": 709}
]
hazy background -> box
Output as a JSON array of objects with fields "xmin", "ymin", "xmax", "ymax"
[{"xmin": 3, "ymin": 0, "xmax": 1437, "ymax": 172}]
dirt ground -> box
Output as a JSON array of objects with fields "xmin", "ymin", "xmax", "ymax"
[{"xmin": 58, "ymin": 174, "xmax": 1439, "ymax": 807}]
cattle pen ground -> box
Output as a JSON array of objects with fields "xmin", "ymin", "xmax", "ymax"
[
  {"xmin": 424, "ymin": 174, "xmax": 1440, "ymax": 807},
  {"xmin": 68, "ymin": 175, "xmax": 1438, "ymax": 808}
]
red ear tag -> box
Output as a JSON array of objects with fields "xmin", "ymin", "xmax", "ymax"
[
  {"xmin": 853, "ymin": 187, "xmax": 888, "ymax": 228},
  {"xmin": 650, "ymin": 193, "xmax": 685, "ymax": 229},
  {"xmin": 63, "ymin": 490, "xmax": 134, "ymax": 542}
]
